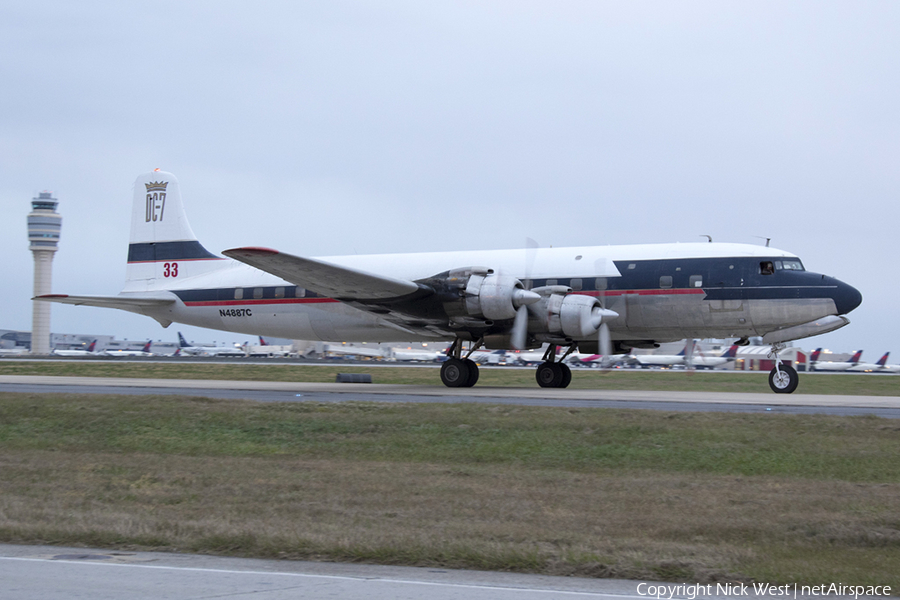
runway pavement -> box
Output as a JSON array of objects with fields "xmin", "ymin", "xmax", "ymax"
[
  {"xmin": 2, "ymin": 375, "xmax": 900, "ymax": 417},
  {"xmin": 2, "ymin": 544, "xmax": 887, "ymax": 600}
]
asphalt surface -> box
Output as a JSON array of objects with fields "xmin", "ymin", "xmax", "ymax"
[
  {"xmin": 2, "ymin": 375, "xmax": 900, "ymax": 417},
  {"xmin": 1, "ymin": 544, "xmax": 888, "ymax": 600}
]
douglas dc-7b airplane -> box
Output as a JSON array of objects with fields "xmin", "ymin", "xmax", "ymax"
[{"xmin": 37, "ymin": 171, "xmax": 862, "ymax": 394}]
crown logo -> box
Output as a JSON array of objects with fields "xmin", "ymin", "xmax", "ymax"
[{"xmin": 145, "ymin": 181, "xmax": 169, "ymax": 192}]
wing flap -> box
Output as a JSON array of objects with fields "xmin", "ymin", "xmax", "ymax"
[{"xmin": 222, "ymin": 247, "xmax": 420, "ymax": 301}]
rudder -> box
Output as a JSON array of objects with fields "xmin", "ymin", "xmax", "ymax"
[{"xmin": 124, "ymin": 170, "xmax": 227, "ymax": 291}]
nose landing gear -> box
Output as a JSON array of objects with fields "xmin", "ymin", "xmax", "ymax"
[{"xmin": 767, "ymin": 343, "xmax": 799, "ymax": 394}]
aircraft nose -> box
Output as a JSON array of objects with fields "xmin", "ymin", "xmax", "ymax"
[{"xmin": 833, "ymin": 279, "xmax": 862, "ymax": 315}]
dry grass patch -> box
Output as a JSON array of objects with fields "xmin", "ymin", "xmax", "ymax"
[{"xmin": 0, "ymin": 393, "xmax": 898, "ymax": 587}]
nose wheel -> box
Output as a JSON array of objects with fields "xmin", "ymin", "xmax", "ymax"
[{"xmin": 768, "ymin": 362, "xmax": 799, "ymax": 394}]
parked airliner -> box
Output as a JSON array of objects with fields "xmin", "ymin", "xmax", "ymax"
[
  {"xmin": 36, "ymin": 171, "xmax": 862, "ymax": 393},
  {"xmin": 52, "ymin": 340, "xmax": 98, "ymax": 356},
  {"xmin": 848, "ymin": 352, "xmax": 900, "ymax": 374},
  {"xmin": 103, "ymin": 341, "xmax": 152, "ymax": 357},
  {"xmin": 809, "ymin": 348, "xmax": 863, "ymax": 372}
]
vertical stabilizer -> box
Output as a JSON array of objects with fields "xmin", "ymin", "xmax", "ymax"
[
  {"xmin": 124, "ymin": 170, "xmax": 227, "ymax": 292},
  {"xmin": 877, "ymin": 352, "xmax": 890, "ymax": 367},
  {"xmin": 849, "ymin": 350, "xmax": 863, "ymax": 364}
]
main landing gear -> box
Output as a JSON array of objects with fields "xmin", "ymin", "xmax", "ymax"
[
  {"xmin": 767, "ymin": 343, "xmax": 799, "ymax": 394},
  {"xmin": 440, "ymin": 339, "xmax": 480, "ymax": 388},
  {"xmin": 535, "ymin": 344, "xmax": 572, "ymax": 389}
]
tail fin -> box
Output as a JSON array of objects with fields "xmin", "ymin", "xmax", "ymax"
[
  {"xmin": 124, "ymin": 170, "xmax": 228, "ymax": 292},
  {"xmin": 87, "ymin": 340, "xmax": 97, "ymax": 353},
  {"xmin": 722, "ymin": 344, "xmax": 739, "ymax": 359},
  {"xmin": 810, "ymin": 348, "xmax": 822, "ymax": 362},
  {"xmin": 849, "ymin": 350, "xmax": 863, "ymax": 364},
  {"xmin": 142, "ymin": 341, "xmax": 152, "ymax": 353},
  {"xmin": 259, "ymin": 336, "xmax": 268, "ymax": 346},
  {"xmin": 877, "ymin": 352, "xmax": 890, "ymax": 367},
  {"xmin": 178, "ymin": 332, "xmax": 190, "ymax": 348}
]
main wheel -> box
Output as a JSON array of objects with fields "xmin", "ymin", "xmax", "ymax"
[
  {"xmin": 536, "ymin": 362, "xmax": 564, "ymax": 388},
  {"xmin": 441, "ymin": 358, "xmax": 471, "ymax": 388},
  {"xmin": 463, "ymin": 358, "xmax": 479, "ymax": 387},
  {"xmin": 768, "ymin": 363, "xmax": 799, "ymax": 394},
  {"xmin": 558, "ymin": 363, "xmax": 572, "ymax": 388}
]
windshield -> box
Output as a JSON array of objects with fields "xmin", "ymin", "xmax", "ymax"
[{"xmin": 775, "ymin": 259, "xmax": 804, "ymax": 271}]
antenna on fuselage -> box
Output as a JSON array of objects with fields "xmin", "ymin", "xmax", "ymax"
[
  {"xmin": 701, "ymin": 235, "xmax": 712, "ymax": 243},
  {"xmin": 753, "ymin": 235, "xmax": 772, "ymax": 247}
]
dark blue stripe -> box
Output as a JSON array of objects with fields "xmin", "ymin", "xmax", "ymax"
[{"xmin": 128, "ymin": 241, "xmax": 219, "ymax": 262}]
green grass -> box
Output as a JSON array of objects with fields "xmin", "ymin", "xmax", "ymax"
[
  {"xmin": 1, "ymin": 392, "xmax": 899, "ymax": 589},
  {"xmin": 2, "ymin": 359, "xmax": 900, "ymax": 395}
]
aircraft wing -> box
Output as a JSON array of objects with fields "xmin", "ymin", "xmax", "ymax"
[
  {"xmin": 223, "ymin": 247, "xmax": 421, "ymax": 301},
  {"xmin": 34, "ymin": 294, "xmax": 175, "ymax": 310}
]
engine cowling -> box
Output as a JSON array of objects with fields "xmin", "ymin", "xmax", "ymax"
[
  {"xmin": 465, "ymin": 271, "xmax": 540, "ymax": 320},
  {"xmin": 437, "ymin": 268, "xmax": 540, "ymax": 323},
  {"xmin": 527, "ymin": 287, "xmax": 615, "ymax": 341}
]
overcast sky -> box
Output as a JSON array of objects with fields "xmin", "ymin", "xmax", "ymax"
[{"xmin": 1, "ymin": 1, "xmax": 897, "ymax": 354}]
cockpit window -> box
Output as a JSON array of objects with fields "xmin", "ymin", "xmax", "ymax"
[
  {"xmin": 760, "ymin": 261, "xmax": 774, "ymax": 275},
  {"xmin": 775, "ymin": 260, "xmax": 804, "ymax": 271}
]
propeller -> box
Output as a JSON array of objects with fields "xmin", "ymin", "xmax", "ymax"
[
  {"xmin": 590, "ymin": 306, "xmax": 618, "ymax": 362},
  {"xmin": 685, "ymin": 338, "xmax": 695, "ymax": 371},
  {"xmin": 511, "ymin": 237, "xmax": 541, "ymax": 350},
  {"xmin": 510, "ymin": 288, "xmax": 541, "ymax": 349}
]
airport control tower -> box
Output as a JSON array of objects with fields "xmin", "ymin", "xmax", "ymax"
[{"xmin": 28, "ymin": 192, "xmax": 62, "ymax": 354}]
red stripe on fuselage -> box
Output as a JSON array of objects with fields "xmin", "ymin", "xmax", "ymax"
[
  {"xmin": 182, "ymin": 298, "xmax": 340, "ymax": 307},
  {"xmin": 576, "ymin": 289, "xmax": 706, "ymax": 297}
]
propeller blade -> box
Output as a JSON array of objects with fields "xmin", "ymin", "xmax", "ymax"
[
  {"xmin": 511, "ymin": 305, "xmax": 529, "ymax": 350},
  {"xmin": 685, "ymin": 339, "xmax": 695, "ymax": 369},
  {"xmin": 599, "ymin": 322, "xmax": 612, "ymax": 361}
]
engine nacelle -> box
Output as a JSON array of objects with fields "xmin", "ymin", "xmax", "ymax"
[
  {"xmin": 437, "ymin": 268, "xmax": 541, "ymax": 323},
  {"xmin": 528, "ymin": 287, "xmax": 606, "ymax": 340},
  {"xmin": 465, "ymin": 272, "xmax": 527, "ymax": 321}
]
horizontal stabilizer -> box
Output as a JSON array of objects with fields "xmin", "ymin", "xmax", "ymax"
[
  {"xmin": 34, "ymin": 294, "xmax": 175, "ymax": 310},
  {"xmin": 223, "ymin": 247, "xmax": 420, "ymax": 301}
]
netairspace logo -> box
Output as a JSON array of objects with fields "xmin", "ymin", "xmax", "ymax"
[{"xmin": 636, "ymin": 583, "xmax": 892, "ymax": 599}]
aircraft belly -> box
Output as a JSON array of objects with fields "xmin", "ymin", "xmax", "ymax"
[{"xmin": 747, "ymin": 298, "xmax": 837, "ymax": 335}]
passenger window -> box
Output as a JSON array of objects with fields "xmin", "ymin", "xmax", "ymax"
[
  {"xmin": 689, "ymin": 275, "xmax": 703, "ymax": 288},
  {"xmin": 234, "ymin": 288, "xmax": 243, "ymax": 300},
  {"xmin": 253, "ymin": 288, "xmax": 264, "ymax": 299},
  {"xmin": 659, "ymin": 275, "xmax": 673, "ymax": 289},
  {"xmin": 570, "ymin": 278, "xmax": 583, "ymax": 291},
  {"xmin": 595, "ymin": 277, "xmax": 608, "ymax": 291},
  {"xmin": 275, "ymin": 287, "xmax": 285, "ymax": 299},
  {"xmin": 546, "ymin": 279, "xmax": 557, "ymax": 286},
  {"xmin": 760, "ymin": 261, "xmax": 774, "ymax": 275},
  {"xmin": 296, "ymin": 288, "xmax": 306, "ymax": 298}
]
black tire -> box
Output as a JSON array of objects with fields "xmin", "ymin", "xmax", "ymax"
[
  {"xmin": 536, "ymin": 362, "xmax": 563, "ymax": 388},
  {"xmin": 441, "ymin": 358, "xmax": 471, "ymax": 388},
  {"xmin": 558, "ymin": 363, "xmax": 572, "ymax": 388},
  {"xmin": 463, "ymin": 358, "xmax": 479, "ymax": 387},
  {"xmin": 768, "ymin": 363, "xmax": 799, "ymax": 394}
]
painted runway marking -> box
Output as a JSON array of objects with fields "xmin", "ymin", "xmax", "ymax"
[{"xmin": 0, "ymin": 556, "xmax": 644, "ymax": 598}]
